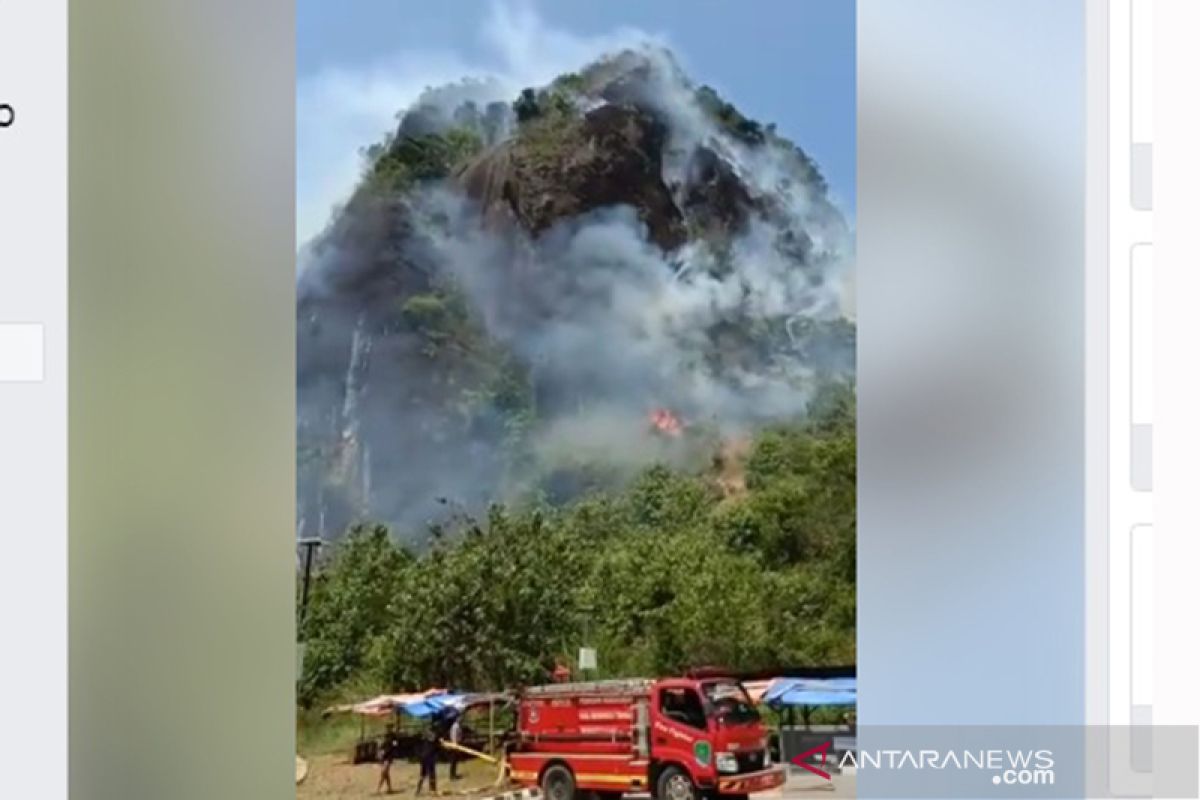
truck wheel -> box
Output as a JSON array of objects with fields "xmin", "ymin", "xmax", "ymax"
[
  {"xmin": 541, "ymin": 764, "xmax": 577, "ymax": 800},
  {"xmin": 657, "ymin": 766, "xmax": 697, "ymax": 800}
]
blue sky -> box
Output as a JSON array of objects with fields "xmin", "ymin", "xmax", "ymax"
[{"xmin": 297, "ymin": 0, "xmax": 856, "ymax": 245}]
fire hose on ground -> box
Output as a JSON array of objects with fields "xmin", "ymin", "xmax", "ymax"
[{"xmin": 439, "ymin": 739, "xmax": 513, "ymax": 786}]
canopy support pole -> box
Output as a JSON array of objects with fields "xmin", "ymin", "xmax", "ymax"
[{"xmin": 489, "ymin": 698, "xmax": 495, "ymax": 756}]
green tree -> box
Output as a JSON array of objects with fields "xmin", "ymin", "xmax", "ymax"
[
  {"xmin": 300, "ymin": 412, "xmax": 857, "ymax": 706},
  {"xmin": 298, "ymin": 525, "xmax": 412, "ymax": 706}
]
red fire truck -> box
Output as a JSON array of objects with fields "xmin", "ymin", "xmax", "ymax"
[{"xmin": 508, "ymin": 675, "xmax": 784, "ymax": 800}]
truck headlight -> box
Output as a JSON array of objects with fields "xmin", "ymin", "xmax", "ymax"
[
  {"xmin": 764, "ymin": 748, "xmax": 772, "ymax": 767},
  {"xmin": 716, "ymin": 752, "xmax": 739, "ymax": 773}
]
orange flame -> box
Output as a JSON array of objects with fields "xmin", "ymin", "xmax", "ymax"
[{"xmin": 649, "ymin": 408, "xmax": 684, "ymax": 437}]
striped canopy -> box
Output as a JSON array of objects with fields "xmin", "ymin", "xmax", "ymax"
[
  {"xmin": 325, "ymin": 688, "xmax": 447, "ymax": 718},
  {"xmin": 327, "ymin": 689, "xmax": 510, "ymax": 719}
]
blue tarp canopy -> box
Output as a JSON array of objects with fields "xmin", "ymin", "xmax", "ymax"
[
  {"xmin": 398, "ymin": 693, "xmax": 467, "ymax": 718},
  {"xmin": 763, "ymin": 678, "xmax": 856, "ymax": 707}
]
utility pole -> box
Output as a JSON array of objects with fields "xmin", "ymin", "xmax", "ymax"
[
  {"xmin": 296, "ymin": 537, "xmax": 324, "ymax": 684},
  {"xmin": 297, "ymin": 537, "xmax": 324, "ymax": 628}
]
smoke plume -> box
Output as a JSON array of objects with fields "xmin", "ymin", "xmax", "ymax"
[{"xmin": 297, "ymin": 38, "xmax": 854, "ymax": 540}]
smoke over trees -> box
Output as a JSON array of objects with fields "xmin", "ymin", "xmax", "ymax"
[
  {"xmin": 298, "ymin": 387, "xmax": 854, "ymax": 706},
  {"xmin": 298, "ymin": 46, "xmax": 854, "ymax": 540},
  {"xmin": 296, "ymin": 45, "xmax": 856, "ymax": 706}
]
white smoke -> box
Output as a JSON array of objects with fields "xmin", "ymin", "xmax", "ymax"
[
  {"xmin": 409, "ymin": 177, "xmax": 846, "ymax": 462},
  {"xmin": 296, "ymin": 12, "xmax": 854, "ymax": 536}
]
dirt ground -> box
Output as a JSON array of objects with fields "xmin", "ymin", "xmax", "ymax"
[
  {"xmin": 297, "ymin": 753, "xmax": 510, "ymax": 799},
  {"xmin": 295, "ymin": 753, "xmax": 855, "ymax": 800}
]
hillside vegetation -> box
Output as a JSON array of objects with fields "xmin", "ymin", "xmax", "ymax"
[
  {"xmin": 299, "ymin": 384, "xmax": 853, "ymax": 707},
  {"xmin": 297, "ymin": 46, "xmax": 856, "ymax": 707}
]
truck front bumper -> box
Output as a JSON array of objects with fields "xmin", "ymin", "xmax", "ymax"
[{"xmin": 717, "ymin": 766, "xmax": 786, "ymax": 795}]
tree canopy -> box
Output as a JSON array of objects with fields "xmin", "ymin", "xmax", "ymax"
[{"xmin": 298, "ymin": 387, "xmax": 855, "ymax": 708}]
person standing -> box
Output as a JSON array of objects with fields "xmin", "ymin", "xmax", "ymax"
[
  {"xmin": 377, "ymin": 723, "xmax": 403, "ymax": 795},
  {"xmin": 414, "ymin": 723, "xmax": 439, "ymax": 796},
  {"xmin": 448, "ymin": 713, "xmax": 463, "ymax": 780}
]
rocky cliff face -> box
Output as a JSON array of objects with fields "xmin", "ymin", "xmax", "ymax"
[
  {"xmin": 459, "ymin": 103, "xmax": 687, "ymax": 251},
  {"xmin": 297, "ymin": 46, "xmax": 855, "ymax": 540}
]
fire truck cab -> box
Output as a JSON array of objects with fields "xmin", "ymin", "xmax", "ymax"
[{"xmin": 508, "ymin": 675, "xmax": 784, "ymax": 800}]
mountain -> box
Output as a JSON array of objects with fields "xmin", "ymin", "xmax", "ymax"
[{"xmin": 297, "ymin": 46, "xmax": 855, "ymax": 540}]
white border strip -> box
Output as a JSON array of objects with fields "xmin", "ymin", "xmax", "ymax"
[
  {"xmin": 0, "ymin": 323, "xmax": 45, "ymax": 382},
  {"xmin": 1155, "ymin": 0, "xmax": 1200, "ymax": 745},
  {"xmin": 1129, "ymin": 244, "xmax": 1153, "ymax": 425},
  {"xmin": 0, "ymin": 0, "xmax": 68, "ymax": 797},
  {"xmin": 1131, "ymin": 0, "xmax": 1154, "ymax": 143}
]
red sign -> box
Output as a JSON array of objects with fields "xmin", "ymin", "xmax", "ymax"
[{"xmin": 790, "ymin": 740, "xmax": 833, "ymax": 781}]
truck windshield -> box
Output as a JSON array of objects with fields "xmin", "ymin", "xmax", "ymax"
[{"xmin": 701, "ymin": 680, "xmax": 760, "ymax": 725}]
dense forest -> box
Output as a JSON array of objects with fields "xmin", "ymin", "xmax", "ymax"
[{"xmin": 298, "ymin": 384, "xmax": 853, "ymax": 708}]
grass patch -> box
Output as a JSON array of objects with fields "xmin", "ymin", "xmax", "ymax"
[{"xmin": 297, "ymin": 710, "xmax": 381, "ymax": 758}]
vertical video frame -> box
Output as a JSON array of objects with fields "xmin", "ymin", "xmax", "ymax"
[{"xmin": 296, "ymin": 3, "xmax": 856, "ymax": 796}]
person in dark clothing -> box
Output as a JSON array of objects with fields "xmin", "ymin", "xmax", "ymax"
[
  {"xmin": 414, "ymin": 724, "xmax": 439, "ymax": 796},
  {"xmin": 377, "ymin": 724, "xmax": 403, "ymax": 795},
  {"xmin": 447, "ymin": 713, "xmax": 463, "ymax": 780}
]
